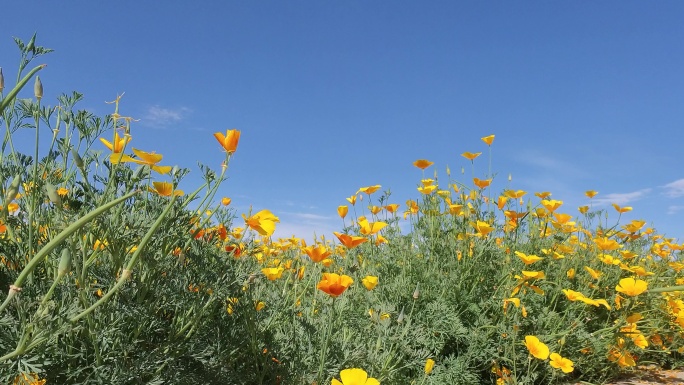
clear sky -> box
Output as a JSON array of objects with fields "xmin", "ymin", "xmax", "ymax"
[{"xmin": 3, "ymin": 2, "xmax": 683, "ymax": 242}]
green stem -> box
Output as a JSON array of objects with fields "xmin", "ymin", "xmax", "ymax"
[
  {"xmin": 0, "ymin": 190, "xmax": 138, "ymax": 314},
  {"xmin": 70, "ymin": 194, "xmax": 177, "ymax": 323}
]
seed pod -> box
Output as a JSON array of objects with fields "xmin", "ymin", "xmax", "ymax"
[
  {"xmin": 45, "ymin": 183, "xmax": 62, "ymax": 208},
  {"xmin": 0, "ymin": 67, "xmax": 4, "ymax": 92},
  {"xmin": 58, "ymin": 248, "xmax": 72, "ymax": 278},
  {"xmin": 71, "ymin": 148, "xmax": 84, "ymax": 169},
  {"xmin": 5, "ymin": 174, "xmax": 22, "ymax": 203},
  {"xmin": 34, "ymin": 76, "xmax": 43, "ymax": 100}
]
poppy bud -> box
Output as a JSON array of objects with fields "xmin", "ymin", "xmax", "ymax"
[
  {"xmin": 58, "ymin": 248, "xmax": 72, "ymax": 278},
  {"xmin": 71, "ymin": 149, "xmax": 84, "ymax": 169},
  {"xmin": 45, "ymin": 182, "xmax": 62, "ymax": 208},
  {"xmin": 0, "ymin": 67, "xmax": 4, "ymax": 92},
  {"xmin": 34, "ymin": 76, "xmax": 43, "ymax": 100},
  {"xmin": 5, "ymin": 174, "xmax": 22, "ymax": 203},
  {"xmin": 413, "ymin": 283, "xmax": 420, "ymax": 300},
  {"xmin": 397, "ymin": 306, "xmax": 405, "ymax": 324}
]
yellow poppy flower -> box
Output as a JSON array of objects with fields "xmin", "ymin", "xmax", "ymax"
[
  {"xmin": 261, "ymin": 267, "xmax": 284, "ymax": 281},
  {"xmin": 413, "ymin": 159, "xmax": 434, "ymax": 169},
  {"xmin": 337, "ymin": 205, "xmax": 348, "ymax": 218},
  {"xmin": 384, "ymin": 203, "xmax": 400, "ymax": 213},
  {"xmin": 473, "ymin": 177, "xmax": 492, "ymax": 189},
  {"xmin": 541, "ymin": 199, "xmax": 563, "ymax": 212},
  {"xmin": 524, "ymin": 335, "xmax": 549, "ymax": 360},
  {"xmin": 100, "ymin": 131, "xmax": 130, "ymax": 153},
  {"xmin": 111, "ymin": 148, "xmax": 172, "ymax": 174},
  {"xmin": 357, "ymin": 185, "xmax": 381, "ymax": 195},
  {"xmin": 615, "ymin": 277, "xmax": 648, "ymax": 296},
  {"xmin": 243, "ymin": 209, "xmax": 280, "ymax": 237},
  {"xmin": 461, "ymin": 152, "xmax": 481, "ymax": 161},
  {"xmin": 549, "ymin": 353, "xmax": 574, "ymax": 373},
  {"xmin": 362, "ymin": 275, "xmax": 378, "ymax": 290},
  {"xmin": 612, "ymin": 203, "xmax": 632, "ymax": 213},
  {"xmin": 303, "ymin": 244, "xmax": 332, "ymax": 263},
  {"xmin": 515, "ymin": 251, "xmax": 543, "ymax": 265},
  {"xmin": 481, "ymin": 134, "xmax": 495, "ymax": 146},
  {"xmin": 331, "ymin": 368, "xmax": 379, "ymax": 385},
  {"xmin": 149, "ymin": 181, "xmax": 184, "ymax": 197},
  {"xmin": 213, "ymin": 129, "xmax": 241, "ymax": 153},
  {"xmin": 424, "ymin": 358, "xmax": 435, "ymax": 374}
]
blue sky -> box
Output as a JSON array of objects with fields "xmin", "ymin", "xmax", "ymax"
[{"xmin": 3, "ymin": 2, "xmax": 683, "ymax": 242}]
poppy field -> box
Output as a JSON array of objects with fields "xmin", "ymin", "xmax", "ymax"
[{"xmin": 3, "ymin": 35, "xmax": 684, "ymax": 385}]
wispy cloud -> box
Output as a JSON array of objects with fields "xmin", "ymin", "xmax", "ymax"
[
  {"xmin": 514, "ymin": 151, "xmax": 588, "ymax": 179},
  {"xmin": 142, "ymin": 105, "xmax": 191, "ymax": 128},
  {"xmin": 663, "ymin": 179, "xmax": 684, "ymax": 198},
  {"xmin": 593, "ymin": 189, "xmax": 651, "ymax": 206},
  {"xmin": 269, "ymin": 210, "xmax": 339, "ymax": 240},
  {"xmin": 667, "ymin": 205, "xmax": 684, "ymax": 215}
]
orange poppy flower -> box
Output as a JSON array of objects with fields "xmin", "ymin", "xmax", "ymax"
[
  {"xmin": 214, "ymin": 129, "xmax": 241, "ymax": 154},
  {"xmin": 317, "ymin": 273, "xmax": 353, "ymax": 297}
]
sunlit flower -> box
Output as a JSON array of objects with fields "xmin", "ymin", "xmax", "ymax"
[
  {"xmin": 535, "ymin": 192, "xmax": 552, "ymax": 199},
  {"xmin": 303, "ymin": 244, "xmax": 332, "ymax": 263},
  {"xmin": 358, "ymin": 218, "xmax": 387, "ymax": 235},
  {"xmin": 384, "ymin": 203, "xmax": 400, "ymax": 213},
  {"xmin": 578, "ymin": 205, "xmax": 589, "ymax": 214},
  {"xmin": 612, "ymin": 203, "xmax": 633, "ymax": 214},
  {"xmin": 255, "ymin": 301, "xmax": 266, "ymax": 311},
  {"xmin": 473, "ymin": 177, "xmax": 492, "ymax": 189},
  {"xmin": 515, "ymin": 251, "xmax": 543, "ymax": 265},
  {"xmin": 357, "ymin": 185, "xmax": 381, "ymax": 195},
  {"xmin": 362, "ymin": 275, "xmax": 379, "ymax": 290},
  {"xmin": 481, "ymin": 134, "xmax": 495, "ymax": 146},
  {"xmin": 221, "ymin": 197, "xmax": 232, "ymax": 206},
  {"xmin": 461, "ymin": 152, "xmax": 482, "ymax": 161},
  {"xmin": 214, "ymin": 129, "xmax": 241, "ymax": 153},
  {"xmin": 317, "ymin": 273, "xmax": 354, "ymax": 297},
  {"xmin": 418, "ymin": 184, "xmax": 437, "ymax": 194},
  {"xmin": 424, "ymin": 358, "xmax": 435, "ymax": 374},
  {"xmin": 585, "ymin": 190, "xmax": 598, "ymax": 198},
  {"xmin": 111, "ymin": 148, "xmax": 172, "ymax": 174},
  {"xmin": 261, "ymin": 267, "xmax": 284, "ymax": 281},
  {"xmin": 584, "ymin": 266, "xmax": 602, "ymax": 280},
  {"xmin": 100, "ymin": 131, "xmax": 130, "ymax": 153},
  {"xmin": 524, "ymin": 335, "xmax": 550, "ymax": 360},
  {"xmin": 334, "ymin": 232, "xmax": 368, "ymax": 249},
  {"xmin": 149, "ymin": 181, "xmax": 184, "ymax": 197},
  {"xmin": 331, "ymin": 368, "xmax": 379, "ymax": 385},
  {"xmin": 541, "ymin": 199, "xmax": 563, "ymax": 212},
  {"xmin": 615, "ymin": 277, "xmax": 648, "ymax": 296},
  {"xmin": 474, "ymin": 221, "xmax": 494, "ymax": 236},
  {"xmin": 549, "ymin": 353, "xmax": 574, "ymax": 373},
  {"xmin": 347, "ymin": 195, "xmax": 358, "ymax": 205},
  {"xmin": 594, "ymin": 236, "xmax": 622, "ymax": 251},
  {"xmin": 337, "ymin": 205, "xmax": 348, "ymax": 219},
  {"xmin": 369, "ymin": 205, "xmax": 382, "ymax": 215},
  {"xmin": 243, "ymin": 209, "xmax": 280, "ymax": 237},
  {"xmin": 413, "ymin": 159, "xmax": 434, "ymax": 169},
  {"xmin": 562, "ymin": 289, "xmax": 586, "ymax": 302}
]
